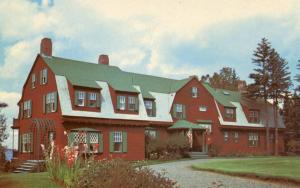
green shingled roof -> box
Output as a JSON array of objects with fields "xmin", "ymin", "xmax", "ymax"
[
  {"xmin": 168, "ymin": 120, "xmax": 209, "ymax": 130},
  {"xmin": 43, "ymin": 56, "xmax": 192, "ymax": 96}
]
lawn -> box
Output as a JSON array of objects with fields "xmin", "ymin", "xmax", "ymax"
[
  {"xmin": 192, "ymin": 157, "xmax": 300, "ymax": 182},
  {"xmin": 0, "ymin": 172, "xmax": 61, "ymax": 188}
]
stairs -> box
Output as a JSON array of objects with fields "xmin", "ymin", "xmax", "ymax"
[
  {"xmin": 13, "ymin": 160, "xmax": 45, "ymax": 173},
  {"xmin": 188, "ymin": 152, "xmax": 209, "ymax": 159}
]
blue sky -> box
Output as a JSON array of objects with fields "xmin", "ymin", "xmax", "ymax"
[{"xmin": 0, "ymin": 0, "xmax": 300, "ymax": 147}]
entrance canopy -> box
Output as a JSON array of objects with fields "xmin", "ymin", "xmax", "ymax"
[{"xmin": 168, "ymin": 120, "xmax": 211, "ymax": 130}]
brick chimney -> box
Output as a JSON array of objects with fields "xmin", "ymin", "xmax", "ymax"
[
  {"xmin": 98, "ymin": 54, "xmax": 109, "ymax": 65},
  {"xmin": 40, "ymin": 38, "xmax": 52, "ymax": 56}
]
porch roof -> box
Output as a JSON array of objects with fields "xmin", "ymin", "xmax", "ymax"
[{"xmin": 168, "ymin": 120, "xmax": 207, "ymax": 130}]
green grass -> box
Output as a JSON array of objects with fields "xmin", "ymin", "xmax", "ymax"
[
  {"xmin": 192, "ymin": 157, "xmax": 300, "ymax": 181},
  {"xmin": 0, "ymin": 172, "xmax": 61, "ymax": 188}
]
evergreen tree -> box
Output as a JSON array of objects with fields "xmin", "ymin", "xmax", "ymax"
[
  {"xmin": 0, "ymin": 103, "xmax": 8, "ymax": 145},
  {"xmin": 246, "ymin": 38, "xmax": 272, "ymax": 154},
  {"xmin": 208, "ymin": 67, "xmax": 240, "ymax": 90},
  {"xmin": 296, "ymin": 60, "xmax": 300, "ymax": 91}
]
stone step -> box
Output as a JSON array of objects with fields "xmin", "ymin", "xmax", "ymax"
[
  {"xmin": 20, "ymin": 164, "xmax": 35, "ymax": 168},
  {"xmin": 16, "ymin": 167, "xmax": 32, "ymax": 171},
  {"xmin": 13, "ymin": 170, "xmax": 28, "ymax": 173},
  {"xmin": 188, "ymin": 152, "xmax": 209, "ymax": 159}
]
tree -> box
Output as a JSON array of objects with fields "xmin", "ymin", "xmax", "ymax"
[
  {"xmin": 0, "ymin": 102, "xmax": 8, "ymax": 146},
  {"xmin": 207, "ymin": 67, "xmax": 241, "ymax": 90},
  {"xmin": 296, "ymin": 60, "xmax": 300, "ymax": 91},
  {"xmin": 246, "ymin": 38, "xmax": 272, "ymax": 154},
  {"xmin": 268, "ymin": 49, "xmax": 291, "ymax": 155}
]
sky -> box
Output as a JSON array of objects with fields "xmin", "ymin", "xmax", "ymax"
[{"xmin": 0, "ymin": 0, "xmax": 300, "ymax": 148}]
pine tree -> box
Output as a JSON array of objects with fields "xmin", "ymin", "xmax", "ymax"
[
  {"xmin": 268, "ymin": 48, "xmax": 291, "ymax": 155},
  {"xmin": 296, "ymin": 60, "xmax": 300, "ymax": 91},
  {"xmin": 246, "ymin": 38, "xmax": 272, "ymax": 154},
  {"xmin": 209, "ymin": 67, "xmax": 240, "ymax": 90},
  {"xmin": 0, "ymin": 103, "xmax": 8, "ymax": 145}
]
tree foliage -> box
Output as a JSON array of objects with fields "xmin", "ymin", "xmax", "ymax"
[{"xmin": 0, "ymin": 102, "xmax": 8, "ymax": 145}]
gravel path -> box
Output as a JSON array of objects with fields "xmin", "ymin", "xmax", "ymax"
[{"xmin": 149, "ymin": 159, "xmax": 298, "ymax": 188}]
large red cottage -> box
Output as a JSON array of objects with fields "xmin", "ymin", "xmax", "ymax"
[{"xmin": 12, "ymin": 38, "xmax": 285, "ymax": 160}]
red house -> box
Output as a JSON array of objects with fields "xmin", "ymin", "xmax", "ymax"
[{"xmin": 12, "ymin": 38, "xmax": 285, "ymax": 160}]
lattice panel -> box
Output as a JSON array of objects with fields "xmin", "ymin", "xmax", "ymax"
[
  {"xmin": 74, "ymin": 132, "xmax": 87, "ymax": 143},
  {"xmin": 89, "ymin": 132, "xmax": 99, "ymax": 144}
]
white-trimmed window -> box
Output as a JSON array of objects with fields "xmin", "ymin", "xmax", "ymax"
[
  {"xmin": 46, "ymin": 92, "xmax": 57, "ymax": 113},
  {"xmin": 248, "ymin": 132, "xmax": 259, "ymax": 147},
  {"xmin": 192, "ymin": 87, "xmax": 198, "ymax": 98},
  {"xmin": 224, "ymin": 131, "xmax": 229, "ymax": 142},
  {"xmin": 174, "ymin": 104, "xmax": 185, "ymax": 119},
  {"xmin": 69, "ymin": 130, "xmax": 102, "ymax": 153},
  {"xmin": 76, "ymin": 91, "xmax": 85, "ymax": 107},
  {"xmin": 113, "ymin": 131, "xmax": 123, "ymax": 152},
  {"xmin": 88, "ymin": 92, "xmax": 97, "ymax": 107},
  {"xmin": 199, "ymin": 105, "xmax": 207, "ymax": 112},
  {"xmin": 249, "ymin": 110, "xmax": 260, "ymax": 123},
  {"xmin": 31, "ymin": 73, "xmax": 36, "ymax": 89},
  {"xmin": 22, "ymin": 133, "xmax": 32, "ymax": 153},
  {"xmin": 117, "ymin": 95, "xmax": 126, "ymax": 110},
  {"xmin": 225, "ymin": 108, "xmax": 235, "ymax": 119},
  {"xmin": 144, "ymin": 100, "xmax": 155, "ymax": 116},
  {"xmin": 234, "ymin": 132, "xmax": 239, "ymax": 143},
  {"xmin": 41, "ymin": 68, "xmax": 48, "ymax": 85},
  {"xmin": 145, "ymin": 129, "xmax": 157, "ymax": 139},
  {"xmin": 23, "ymin": 100, "xmax": 32, "ymax": 118},
  {"xmin": 128, "ymin": 96, "xmax": 138, "ymax": 111}
]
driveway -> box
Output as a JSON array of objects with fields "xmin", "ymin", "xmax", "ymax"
[{"xmin": 149, "ymin": 159, "xmax": 297, "ymax": 188}]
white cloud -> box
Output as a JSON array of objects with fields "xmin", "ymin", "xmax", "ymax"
[{"xmin": 110, "ymin": 48, "xmax": 146, "ymax": 68}]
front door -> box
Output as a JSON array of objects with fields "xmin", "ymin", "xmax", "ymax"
[{"xmin": 192, "ymin": 130, "xmax": 203, "ymax": 151}]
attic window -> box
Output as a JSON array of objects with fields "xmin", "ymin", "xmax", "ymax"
[{"xmin": 223, "ymin": 91, "xmax": 230, "ymax": 95}]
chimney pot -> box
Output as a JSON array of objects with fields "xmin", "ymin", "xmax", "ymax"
[
  {"xmin": 98, "ymin": 54, "xmax": 109, "ymax": 65},
  {"xmin": 40, "ymin": 38, "xmax": 52, "ymax": 56}
]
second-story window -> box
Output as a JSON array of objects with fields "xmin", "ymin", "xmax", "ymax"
[
  {"xmin": 31, "ymin": 73, "xmax": 36, "ymax": 89},
  {"xmin": 249, "ymin": 110, "xmax": 260, "ymax": 123},
  {"xmin": 87, "ymin": 92, "xmax": 97, "ymax": 107},
  {"xmin": 128, "ymin": 96, "xmax": 138, "ymax": 111},
  {"xmin": 144, "ymin": 100, "xmax": 155, "ymax": 116},
  {"xmin": 76, "ymin": 91, "xmax": 85, "ymax": 106},
  {"xmin": 23, "ymin": 100, "xmax": 32, "ymax": 118},
  {"xmin": 199, "ymin": 105, "xmax": 207, "ymax": 112},
  {"xmin": 173, "ymin": 104, "xmax": 186, "ymax": 119},
  {"xmin": 40, "ymin": 68, "xmax": 48, "ymax": 85},
  {"xmin": 117, "ymin": 96, "xmax": 126, "ymax": 110},
  {"xmin": 225, "ymin": 107, "xmax": 234, "ymax": 119},
  {"xmin": 45, "ymin": 92, "xmax": 57, "ymax": 113},
  {"xmin": 192, "ymin": 87, "xmax": 198, "ymax": 98}
]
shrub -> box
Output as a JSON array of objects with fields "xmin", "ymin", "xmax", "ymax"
[
  {"xmin": 287, "ymin": 140, "xmax": 300, "ymax": 154},
  {"xmin": 74, "ymin": 158, "xmax": 177, "ymax": 188}
]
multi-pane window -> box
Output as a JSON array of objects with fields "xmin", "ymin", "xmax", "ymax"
[
  {"xmin": 22, "ymin": 133, "xmax": 32, "ymax": 153},
  {"xmin": 199, "ymin": 105, "xmax": 207, "ymax": 112},
  {"xmin": 225, "ymin": 108, "xmax": 234, "ymax": 119},
  {"xmin": 145, "ymin": 129, "xmax": 157, "ymax": 139},
  {"xmin": 31, "ymin": 73, "xmax": 36, "ymax": 89},
  {"xmin": 40, "ymin": 68, "xmax": 48, "ymax": 85},
  {"xmin": 144, "ymin": 100, "xmax": 155, "ymax": 116},
  {"xmin": 46, "ymin": 92, "xmax": 57, "ymax": 113},
  {"xmin": 117, "ymin": 96, "xmax": 126, "ymax": 110},
  {"xmin": 128, "ymin": 96, "xmax": 138, "ymax": 111},
  {"xmin": 113, "ymin": 132, "xmax": 123, "ymax": 152},
  {"xmin": 249, "ymin": 110, "xmax": 260, "ymax": 123},
  {"xmin": 224, "ymin": 131, "xmax": 229, "ymax": 142},
  {"xmin": 192, "ymin": 87, "xmax": 198, "ymax": 98},
  {"xmin": 248, "ymin": 132, "xmax": 259, "ymax": 147},
  {"xmin": 174, "ymin": 104, "xmax": 185, "ymax": 119},
  {"xmin": 234, "ymin": 132, "xmax": 239, "ymax": 143},
  {"xmin": 88, "ymin": 92, "xmax": 97, "ymax": 107},
  {"xmin": 69, "ymin": 131, "xmax": 102, "ymax": 153},
  {"xmin": 23, "ymin": 100, "xmax": 32, "ymax": 118},
  {"xmin": 76, "ymin": 91, "xmax": 85, "ymax": 106}
]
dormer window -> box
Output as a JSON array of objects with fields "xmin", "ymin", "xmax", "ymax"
[
  {"xmin": 75, "ymin": 91, "xmax": 85, "ymax": 106},
  {"xmin": 128, "ymin": 96, "xmax": 138, "ymax": 111},
  {"xmin": 87, "ymin": 92, "xmax": 97, "ymax": 107},
  {"xmin": 225, "ymin": 107, "xmax": 234, "ymax": 119},
  {"xmin": 173, "ymin": 104, "xmax": 186, "ymax": 119},
  {"xmin": 192, "ymin": 87, "xmax": 198, "ymax": 98},
  {"xmin": 144, "ymin": 100, "xmax": 155, "ymax": 117},
  {"xmin": 31, "ymin": 73, "xmax": 36, "ymax": 89},
  {"xmin": 249, "ymin": 110, "xmax": 260, "ymax": 123},
  {"xmin": 40, "ymin": 68, "xmax": 48, "ymax": 85},
  {"xmin": 117, "ymin": 96, "xmax": 126, "ymax": 110}
]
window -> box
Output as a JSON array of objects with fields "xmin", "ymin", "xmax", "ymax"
[
  {"xmin": 117, "ymin": 96, "xmax": 126, "ymax": 110},
  {"xmin": 75, "ymin": 91, "xmax": 85, "ymax": 107},
  {"xmin": 87, "ymin": 92, "xmax": 97, "ymax": 107},
  {"xmin": 225, "ymin": 108, "xmax": 234, "ymax": 119},
  {"xmin": 249, "ymin": 110, "xmax": 260, "ymax": 123},
  {"xmin": 224, "ymin": 131, "xmax": 229, "ymax": 142},
  {"xmin": 45, "ymin": 92, "xmax": 57, "ymax": 113},
  {"xmin": 145, "ymin": 129, "xmax": 157, "ymax": 139},
  {"xmin": 199, "ymin": 105, "xmax": 207, "ymax": 112},
  {"xmin": 113, "ymin": 132, "xmax": 123, "ymax": 152},
  {"xmin": 173, "ymin": 104, "xmax": 186, "ymax": 119},
  {"xmin": 22, "ymin": 133, "xmax": 32, "ymax": 153},
  {"xmin": 23, "ymin": 100, "xmax": 32, "ymax": 118},
  {"xmin": 248, "ymin": 132, "xmax": 259, "ymax": 147},
  {"xmin": 68, "ymin": 131, "xmax": 102, "ymax": 153},
  {"xmin": 128, "ymin": 96, "xmax": 138, "ymax": 111},
  {"xmin": 144, "ymin": 100, "xmax": 155, "ymax": 116},
  {"xmin": 40, "ymin": 68, "xmax": 48, "ymax": 85},
  {"xmin": 233, "ymin": 132, "xmax": 239, "ymax": 143},
  {"xmin": 192, "ymin": 87, "xmax": 198, "ymax": 98},
  {"xmin": 31, "ymin": 73, "xmax": 36, "ymax": 89}
]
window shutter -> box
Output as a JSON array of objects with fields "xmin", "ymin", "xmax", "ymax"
[
  {"xmin": 86, "ymin": 132, "xmax": 90, "ymax": 153},
  {"xmin": 44, "ymin": 69, "xmax": 48, "ymax": 84},
  {"xmin": 29, "ymin": 133, "xmax": 33, "ymax": 152},
  {"xmin": 96, "ymin": 93, "xmax": 101, "ymax": 108},
  {"xmin": 40, "ymin": 70, "xmax": 43, "ymax": 85},
  {"xmin": 19, "ymin": 134, "xmax": 22, "ymax": 152},
  {"xmin": 117, "ymin": 96, "xmax": 121, "ymax": 109},
  {"xmin": 153, "ymin": 101, "xmax": 156, "ymax": 117},
  {"xmin": 135, "ymin": 97, "xmax": 139, "ymax": 111},
  {"xmin": 54, "ymin": 92, "xmax": 58, "ymax": 112},
  {"xmin": 74, "ymin": 91, "xmax": 79, "ymax": 106},
  {"xmin": 99, "ymin": 133, "xmax": 103, "ymax": 153},
  {"xmin": 109, "ymin": 132, "xmax": 114, "ymax": 152},
  {"xmin": 20, "ymin": 103, "xmax": 23, "ymax": 119},
  {"xmin": 29, "ymin": 100, "xmax": 32, "ymax": 117},
  {"xmin": 68, "ymin": 132, "xmax": 75, "ymax": 146},
  {"xmin": 122, "ymin": 132, "xmax": 127, "ymax": 153},
  {"xmin": 173, "ymin": 104, "xmax": 177, "ymax": 118},
  {"xmin": 43, "ymin": 95, "xmax": 46, "ymax": 114},
  {"xmin": 182, "ymin": 105, "xmax": 186, "ymax": 119},
  {"xmin": 156, "ymin": 130, "xmax": 160, "ymax": 139}
]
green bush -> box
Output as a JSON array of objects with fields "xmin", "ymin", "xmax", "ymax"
[{"xmin": 74, "ymin": 158, "xmax": 177, "ymax": 188}]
